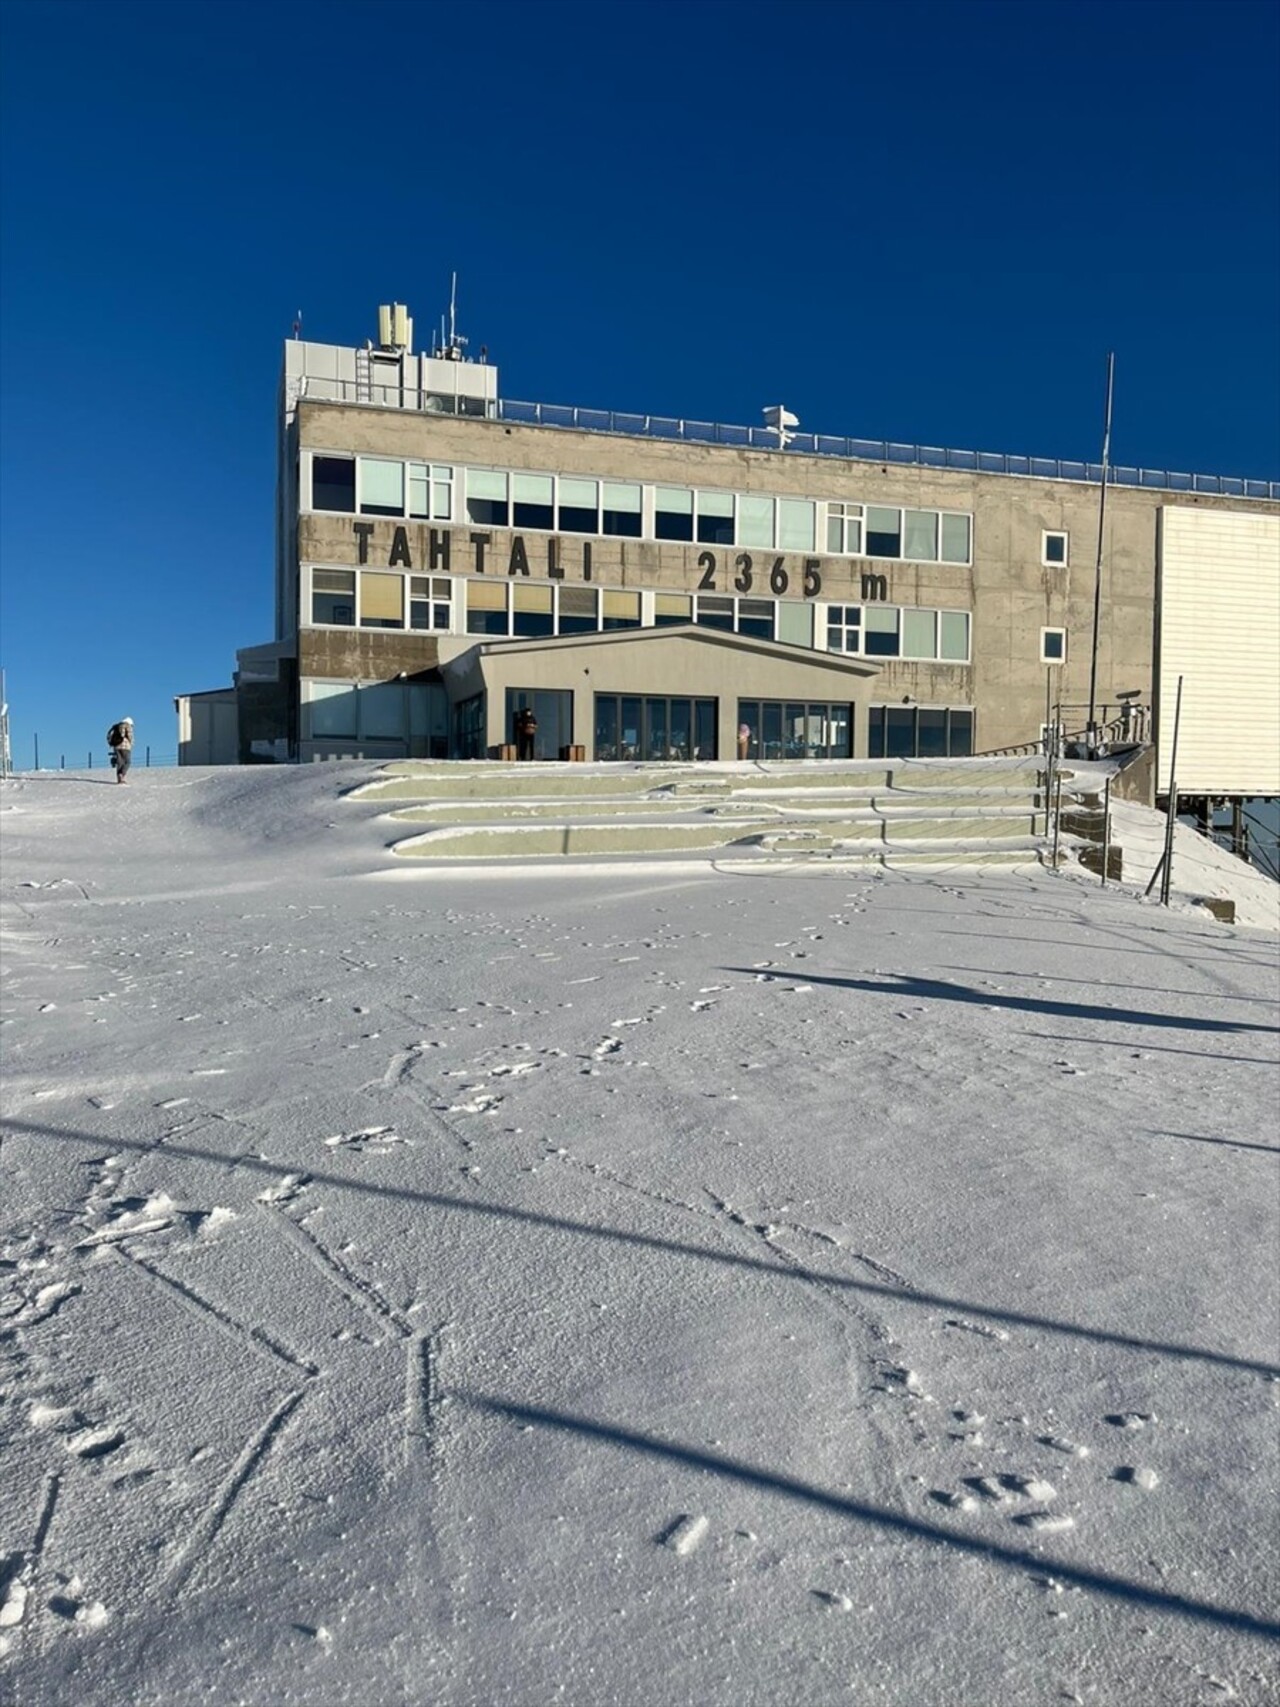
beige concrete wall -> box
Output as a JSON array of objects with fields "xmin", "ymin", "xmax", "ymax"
[
  {"xmin": 295, "ymin": 403, "xmax": 1277, "ymax": 752},
  {"xmin": 299, "ymin": 628, "xmax": 442, "ymax": 681}
]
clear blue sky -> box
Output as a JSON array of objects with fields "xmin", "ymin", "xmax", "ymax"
[{"xmin": 2, "ymin": 0, "xmax": 1277, "ymax": 770}]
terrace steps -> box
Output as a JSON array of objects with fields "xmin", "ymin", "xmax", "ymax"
[{"xmin": 350, "ymin": 756, "xmax": 1064, "ymax": 869}]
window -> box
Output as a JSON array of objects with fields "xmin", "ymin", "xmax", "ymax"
[
  {"xmin": 557, "ymin": 585, "xmax": 598, "ymax": 634},
  {"xmin": 864, "ymin": 604, "xmax": 901, "ymax": 656},
  {"xmin": 359, "ymin": 572, "xmax": 403, "ymax": 629},
  {"xmin": 655, "ymin": 486, "xmax": 694, "ymax": 542},
  {"xmin": 360, "ymin": 682, "xmax": 405, "ymax": 737},
  {"xmin": 466, "ymin": 578, "xmax": 508, "ymax": 635},
  {"xmin": 738, "ymin": 494, "xmax": 774, "ymax": 548},
  {"xmin": 602, "ymin": 481, "xmax": 641, "ymax": 538},
  {"xmin": 359, "ymin": 459, "xmax": 404, "ymax": 517},
  {"xmin": 737, "ymin": 598, "xmax": 775, "ymax": 640},
  {"xmin": 736, "ymin": 699, "xmax": 852, "ymax": 760},
  {"xmin": 513, "ymin": 473, "xmax": 554, "ymax": 532},
  {"xmin": 827, "ymin": 503, "xmax": 863, "ymax": 555},
  {"xmin": 696, "ymin": 490, "xmax": 735, "ymax": 545},
  {"xmin": 409, "ymin": 464, "xmax": 452, "ymax": 521},
  {"xmin": 902, "ymin": 608, "xmax": 937, "ymax": 659},
  {"xmin": 311, "ymin": 568, "xmax": 355, "ymax": 625},
  {"xmin": 593, "ymin": 695, "xmax": 718, "ymax": 761},
  {"xmin": 602, "ymin": 589, "xmax": 641, "ymax": 630},
  {"xmin": 903, "ymin": 510, "xmax": 938, "ymax": 562},
  {"xmin": 313, "ymin": 456, "xmax": 355, "ymax": 513},
  {"xmin": 410, "ymin": 576, "xmax": 452, "ymax": 631},
  {"xmin": 869, "ymin": 706, "xmax": 974, "ymax": 758},
  {"xmin": 1041, "ymin": 627, "xmax": 1067, "ymax": 662},
  {"xmin": 1043, "ymin": 530, "xmax": 1068, "ymax": 567},
  {"xmin": 558, "ymin": 477, "xmax": 598, "ymax": 534},
  {"xmin": 309, "ymin": 683, "xmax": 358, "ymax": 737},
  {"xmin": 827, "ymin": 605, "xmax": 862, "ymax": 653},
  {"xmin": 865, "ymin": 506, "xmax": 902, "ymax": 558},
  {"xmin": 466, "ymin": 469, "xmax": 509, "ymax": 527},
  {"xmin": 512, "ymin": 583, "xmax": 554, "ymax": 636},
  {"xmin": 695, "ymin": 595, "xmax": 735, "ymax": 633},
  {"xmin": 691, "ymin": 591, "xmax": 774, "ymax": 635},
  {"xmin": 939, "ymin": 611, "xmax": 970, "ymax": 661},
  {"xmin": 940, "ymin": 514, "xmax": 971, "ymax": 564},
  {"xmin": 654, "ymin": 593, "xmax": 693, "ymax": 627},
  {"xmin": 307, "ymin": 681, "xmax": 429, "ymax": 744},
  {"xmin": 777, "ymin": 499, "xmax": 816, "ymax": 551}
]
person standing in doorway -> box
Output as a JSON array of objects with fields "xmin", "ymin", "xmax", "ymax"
[
  {"xmin": 515, "ymin": 705, "xmax": 538, "ymax": 761},
  {"xmin": 737, "ymin": 722, "xmax": 752, "ymax": 761},
  {"xmin": 107, "ymin": 717, "xmax": 134, "ymax": 784}
]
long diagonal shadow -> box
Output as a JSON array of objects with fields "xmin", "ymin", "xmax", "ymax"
[
  {"xmin": 461, "ymin": 1392, "xmax": 1280, "ymax": 1642},
  {"xmin": 7, "ymin": 1117, "xmax": 1278, "ymax": 1380},
  {"xmin": 725, "ymin": 969, "xmax": 1280, "ymax": 1036},
  {"xmin": 1144, "ymin": 1130, "xmax": 1280, "ymax": 1157},
  {"xmin": 1023, "ymin": 1032, "xmax": 1275, "ymax": 1065}
]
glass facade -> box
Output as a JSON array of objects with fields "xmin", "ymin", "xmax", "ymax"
[
  {"xmin": 736, "ymin": 700, "xmax": 852, "ymax": 760},
  {"xmin": 868, "ymin": 706, "xmax": 974, "ymax": 758},
  {"xmin": 594, "ymin": 695, "xmax": 718, "ymax": 761}
]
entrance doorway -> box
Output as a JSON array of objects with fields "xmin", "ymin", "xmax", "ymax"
[{"xmin": 506, "ymin": 689, "xmax": 572, "ymax": 760}]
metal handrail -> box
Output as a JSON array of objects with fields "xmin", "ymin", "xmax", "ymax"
[
  {"xmin": 293, "ymin": 376, "xmax": 1280, "ymax": 500},
  {"xmin": 975, "ymin": 703, "xmax": 1149, "ymax": 759}
]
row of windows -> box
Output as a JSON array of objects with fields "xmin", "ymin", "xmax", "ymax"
[
  {"xmin": 307, "ymin": 455, "xmax": 973, "ymax": 564},
  {"xmin": 306, "ymin": 569, "xmax": 973, "ymax": 662},
  {"xmin": 869, "ymin": 705, "xmax": 974, "ymax": 758},
  {"xmin": 301, "ymin": 675, "xmax": 975, "ymax": 763},
  {"xmin": 826, "ymin": 603, "xmax": 970, "ymax": 661}
]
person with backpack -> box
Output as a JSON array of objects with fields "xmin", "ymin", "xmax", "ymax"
[
  {"xmin": 514, "ymin": 705, "xmax": 538, "ymax": 761},
  {"xmin": 107, "ymin": 717, "xmax": 134, "ymax": 784}
]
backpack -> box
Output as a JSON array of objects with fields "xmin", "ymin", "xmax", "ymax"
[{"xmin": 107, "ymin": 723, "xmax": 125, "ymax": 748}]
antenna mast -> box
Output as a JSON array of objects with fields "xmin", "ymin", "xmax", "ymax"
[{"xmin": 1086, "ymin": 352, "xmax": 1116, "ymax": 756}]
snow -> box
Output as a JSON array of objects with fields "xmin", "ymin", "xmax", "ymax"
[{"xmin": 1, "ymin": 764, "xmax": 1277, "ymax": 1707}]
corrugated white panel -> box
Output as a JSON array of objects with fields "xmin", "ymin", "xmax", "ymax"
[{"xmin": 1157, "ymin": 507, "xmax": 1280, "ymax": 794}]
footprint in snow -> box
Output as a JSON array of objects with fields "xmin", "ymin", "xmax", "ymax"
[
  {"xmin": 1037, "ymin": 1434, "xmax": 1090, "ymax": 1457},
  {"xmin": 324, "ymin": 1127, "xmax": 407, "ymax": 1153},
  {"xmin": 660, "ymin": 1514, "xmax": 708, "ymax": 1556},
  {"xmin": 448, "ymin": 1090, "xmax": 503, "ymax": 1115},
  {"xmin": 1112, "ymin": 1465, "xmax": 1159, "ymax": 1489}
]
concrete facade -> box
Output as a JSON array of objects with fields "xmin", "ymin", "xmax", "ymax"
[{"xmin": 197, "ymin": 310, "xmax": 1278, "ymax": 789}]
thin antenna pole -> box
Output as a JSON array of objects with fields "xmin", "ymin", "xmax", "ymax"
[
  {"xmin": 449, "ymin": 272, "xmax": 457, "ymax": 348},
  {"xmin": 1087, "ymin": 352, "xmax": 1116, "ymax": 753},
  {"xmin": 1159, "ymin": 673, "xmax": 1184, "ymax": 906}
]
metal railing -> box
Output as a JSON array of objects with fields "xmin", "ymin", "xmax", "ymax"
[
  {"xmin": 975, "ymin": 702, "xmax": 1149, "ymax": 759},
  {"xmin": 295, "ymin": 376, "xmax": 1280, "ymax": 500}
]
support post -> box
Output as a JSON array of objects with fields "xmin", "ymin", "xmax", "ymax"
[
  {"xmin": 1100, "ymin": 775, "xmax": 1112, "ymax": 886},
  {"xmin": 1159, "ymin": 675, "xmax": 1184, "ymax": 907}
]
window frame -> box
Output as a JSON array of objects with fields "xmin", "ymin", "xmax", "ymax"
[
  {"xmin": 1040, "ymin": 626, "xmax": 1068, "ymax": 663},
  {"xmin": 1042, "ymin": 530, "xmax": 1069, "ymax": 567}
]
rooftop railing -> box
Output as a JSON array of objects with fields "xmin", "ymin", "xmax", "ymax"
[{"xmin": 295, "ymin": 376, "xmax": 1279, "ymax": 500}]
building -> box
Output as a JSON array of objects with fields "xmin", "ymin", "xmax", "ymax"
[{"xmin": 187, "ymin": 302, "xmax": 1280, "ymax": 804}]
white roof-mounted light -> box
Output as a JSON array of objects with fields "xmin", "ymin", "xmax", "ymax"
[{"xmin": 762, "ymin": 404, "xmax": 799, "ymax": 449}]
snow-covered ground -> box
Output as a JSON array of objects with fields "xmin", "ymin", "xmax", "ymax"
[{"xmin": 1, "ymin": 765, "xmax": 1277, "ymax": 1707}]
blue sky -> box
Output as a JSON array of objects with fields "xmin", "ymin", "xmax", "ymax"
[{"xmin": 1, "ymin": 0, "xmax": 1277, "ymax": 770}]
